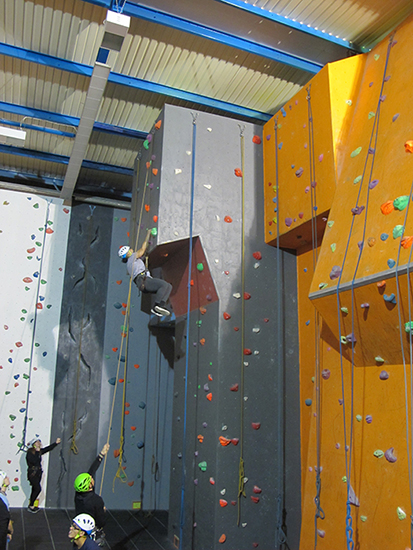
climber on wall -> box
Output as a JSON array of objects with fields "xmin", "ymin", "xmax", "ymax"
[
  {"xmin": 26, "ymin": 435, "xmax": 61, "ymax": 513},
  {"xmin": 118, "ymin": 228, "xmax": 172, "ymax": 317}
]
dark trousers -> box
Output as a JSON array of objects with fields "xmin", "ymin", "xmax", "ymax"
[
  {"xmin": 29, "ymin": 475, "xmax": 42, "ymax": 506},
  {"xmin": 135, "ymin": 275, "xmax": 172, "ymax": 305}
]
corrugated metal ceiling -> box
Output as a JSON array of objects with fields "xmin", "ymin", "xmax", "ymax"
[{"xmin": 0, "ymin": 0, "xmax": 413, "ymax": 204}]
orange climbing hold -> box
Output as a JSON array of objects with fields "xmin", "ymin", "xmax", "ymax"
[
  {"xmin": 377, "ymin": 280, "xmax": 386, "ymax": 288},
  {"xmin": 208, "ymin": 374, "xmax": 213, "ymax": 381},
  {"xmin": 234, "ymin": 168, "xmax": 242, "ymax": 177},
  {"xmin": 380, "ymin": 200, "xmax": 394, "ymax": 215},
  {"xmin": 112, "ymin": 347, "xmax": 118, "ymax": 352},
  {"xmin": 219, "ymin": 436, "xmax": 231, "ymax": 446},
  {"xmin": 190, "ymin": 279, "xmax": 194, "ymax": 286},
  {"xmin": 125, "ymin": 402, "xmax": 130, "ymax": 407},
  {"xmin": 152, "ymin": 168, "xmax": 158, "ymax": 176},
  {"xmin": 153, "ymin": 215, "xmax": 158, "ymax": 222},
  {"xmin": 401, "ymin": 236, "xmax": 413, "ymax": 249},
  {"xmin": 134, "ymin": 364, "xmax": 140, "ymax": 369},
  {"xmin": 206, "ymin": 392, "xmax": 212, "ymax": 401},
  {"xmin": 124, "ymin": 410, "xmax": 129, "ymax": 415},
  {"xmin": 119, "ymin": 379, "xmax": 124, "ymax": 383},
  {"xmin": 199, "ymin": 307, "xmax": 207, "ymax": 315},
  {"xmin": 219, "ymin": 534, "xmax": 226, "ymax": 544},
  {"xmin": 23, "ymin": 277, "xmax": 33, "ymax": 283},
  {"xmin": 223, "ymin": 312, "xmax": 231, "ymax": 320},
  {"xmin": 145, "ymin": 204, "xmax": 150, "ymax": 212},
  {"xmin": 219, "ymin": 499, "xmax": 228, "ymax": 507},
  {"xmin": 128, "ymin": 481, "xmax": 134, "ymax": 487},
  {"xmin": 113, "ymin": 449, "xmax": 120, "ymax": 458},
  {"xmin": 155, "ymin": 119, "xmax": 162, "ymax": 130},
  {"xmin": 197, "ymin": 434, "xmax": 204, "ymax": 443},
  {"xmin": 131, "ymin": 426, "xmax": 136, "ymax": 431},
  {"xmin": 116, "ymin": 280, "xmax": 122, "ymax": 285},
  {"xmin": 200, "ymin": 338, "xmax": 205, "ymax": 345},
  {"xmin": 45, "ymin": 228, "xmax": 54, "ymax": 234},
  {"xmin": 146, "ymin": 162, "xmax": 151, "ymax": 169},
  {"xmin": 121, "ymin": 218, "xmax": 127, "ymax": 222},
  {"xmin": 224, "ymin": 216, "xmax": 232, "ymax": 223},
  {"xmin": 252, "ymin": 135, "xmax": 262, "ymax": 145},
  {"xmin": 404, "ymin": 140, "xmax": 413, "ymax": 153}
]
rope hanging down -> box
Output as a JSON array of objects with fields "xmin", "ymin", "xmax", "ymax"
[
  {"xmin": 19, "ymin": 199, "xmax": 52, "ymax": 453},
  {"xmin": 179, "ymin": 112, "xmax": 198, "ymax": 549},
  {"xmin": 273, "ymin": 117, "xmax": 288, "ymax": 548},
  {"xmin": 335, "ymin": 33, "xmax": 396, "ymax": 550}
]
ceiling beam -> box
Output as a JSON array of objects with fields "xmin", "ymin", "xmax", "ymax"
[
  {"xmin": 212, "ymin": 0, "xmax": 361, "ymax": 52},
  {"xmin": 0, "ymin": 43, "xmax": 271, "ymax": 123},
  {"xmin": 0, "ymin": 143, "xmax": 133, "ymax": 176},
  {"xmin": 108, "ymin": 2, "xmax": 321, "ymax": 74}
]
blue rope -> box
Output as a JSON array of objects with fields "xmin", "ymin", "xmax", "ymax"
[
  {"xmin": 335, "ymin": 34, "xmax": 395, "ymax": 550},
  {"xmin": 179, "ymin": 113, "xmax": 197, "ymax": 549}
]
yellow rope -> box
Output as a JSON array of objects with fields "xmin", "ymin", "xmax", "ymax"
[{"xmin": 237, "ymin": 127, "xmax": 246, "ymax": 525}]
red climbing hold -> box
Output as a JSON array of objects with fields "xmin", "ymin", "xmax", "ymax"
[
  {"xmin": 209, "ymin": 477, "xmax": 215, "ymax": 485},
  {"xmin": 124, "ymin": 410, "xmax": 129, "ymax": 415},
  {"xmin": 112, "ymin": 347, "xmax": 118, "ymax": 352},
  {"xmin": 230, "ymin": 384, "xmax": 239, "ymax": 392},
  {"xmin": 134, "ymin": 364, "xmax": 140, "ymax": 369},
  {"xmin": 63, "ymin": 208, "xmax": 69, "ymax": 214},
  {"xmin": 219, "ymin": 436, "xmax": 231, "ymax": 446},
  {"xmin": 253, "ymin": 485, "xmax": 262, "ymax": 494},
  {"xmin": 131, "ymin": 426, "xmax": 136, "ymax": 431},
  {"xmin": 36, "ymin": 303, "xmax": 43, "ymax": 310},
  {"xmin": 264, "ymin": 318, "xmax": 269, "ymax": 323},
  {"xmin": 119, "ymin": 379, "xmax": 124, "ymax": 383},
  {"xmin": 234, "ymin": 327, "xmax": 239, "ymax": 331},
  {"xmin": 45, "ymin": 228, "xmax": 54, "ymax": 234},
  {"xmin": 125, "ymin": 402, "xmax": 130, "ymax": 407},
  {"xmin": 251, "ymin": 496, "xmax": 260, "ymax": 504},
  {"xmin": 153, "ymin": 215, "xmax": 158, "ymax": 222},
  {"xmin": 231, "ymin": 501, "xmax": 236, "ymax": 506},
  {"xmin": 23, "ymin": 277, "xmax": 33, "ymax": 283},
  {"xmin": 231, "ymin": 438, "xmax": 239, "ymax": 446},
  {"xmin": 234, "ymin": 168, "xmax": 243, "ymax": 177},
  {"xmin": 206, "ymin": 392, "xmax": 212, "ymax": 401},
  {"xmin": 128, "ymin": 481, "xmax": 134, "ymax": 487},
  {"xmin": 122, "ymin": 303, "xmax": 127, "ymax": 308},
  {"xmin": 244, "ymin": 348, "xmax": 252, "ymax": 355},
  {"xmin": 219, "ymin": 534, "xmax": 226, "ymax": 544},
  {"xmin": 15, "ymin": 342, "xmax": 22, "ymax": 348},
  {"xmin": 252, "ymin": 422, "xmax": 261, "ymax": 430},
  {"xmin": 224, "ymin": 216, "xmax": 232, "ymax": 223},
  {"xmin": 27, "ymin": 248, "xmax": 35, "ymax": 254},
  {"xmin": 113, "ymin": 449, "xmax": 120, "ymax": 458},
  {"xmin": 252, "ymin": 252, "xmax": 262, "ymax": 260},
  {"xmin": 252, "ymin": 135, "xmax": 262, "ymax": 145},
  {"xmin": 116, "ymin": 280, "xmax": 122, "ymax": 285},
  {"xmin": 244, "ymin": 292, "xmax": 251, "ymax": 300},
  {"xmin": 190, "ymin": 279, "xmax": 194, "ymax": 286},
  {"xmin": 223, "ymin": 312, "xmax": 231, "ymax": 320},
  {"xmin": 219, "ymin": 499, "xmax": 228, "ymax": 507}
]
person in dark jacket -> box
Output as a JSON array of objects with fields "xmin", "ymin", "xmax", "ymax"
[
  {"xmin": 74, "ymin": 444, "xmax": 109, "ymax": 546},
  {"xmin": 68, "ymin": 513, "xmax": 100, "ymax": 549},
  {"xmin": 0, "ymin": 471, "xmax": 13, "ymax": 550},
  {"xmin": 26, "ymin": 435, "xmax": 61, "ymax": 513}
]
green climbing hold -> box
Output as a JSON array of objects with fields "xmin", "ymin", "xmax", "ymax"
[
  {"xmin": 198, "ymin": 461, "xmax": 207, "ymax": 472},
  {"xmin": 342, "ymin": 476, "xmax": 347, "ymax": 483},
  {"xmin": 9, "ymin": 434, "xmax": 15, "ymax": 439},
  {"xmin": 143, "ymin": 140, "xmax": 149, "ymax": 150},
  {"xmin": 346, "ymin": 99, "xmax": 352, "ymax": 106},
  {"xmin": 11, "ymin": 486, "xmax": 19, "ymax": 492},
  {"xmin": 368, "ymin": 112, "xmax": 375, "ymax": 119},
  {"xmin": 114, "ymin": 217, "xmax": 119, "ymax": 221},
  {"xmin": 23, "ymin": 374, "xmax": 29, "ymax": 380},
  {"xmin": 22, "ymin": 309, "xmax": 27, "ymax": 314},
  {"xmin": 196, "ymin": 320, "xmax": 202, "ymax": 327},
  {"xmin": 394, "ymin": 196, "xmax": 409, "ymax": 211},
  {"xmin": 9, "ymin": 415, "xmax": 16, "ymax": 421},
  {"xmin": 33, "ymin": 203, "xmax": 39, "ymax": 209},
  {"xmin": 356, "ymin": 415, "xmax": 362, "ymax": 422},
  {"xmin": 327, "ymin": 221, "xmax": 334, "ymax": 228},
  {"xmin": 397, "ymin": 507, "xmax": 406, "ymax": 520},
  {"xmin": 360, "ymin": 516, "xmax": 367, "ymax": 522},
  {"xmin": 373, "ymin": 450, "xmax": 384, "ymax": 458},
  {"xmin": 353, "ymin": 176, "xmax": 362, "ymax": 184},
  {"xmin": 405, "ymin": 322, "xmax": 413, "ymax": 334},
  {"xmin": 393, "ymin": 225, "xmax": 404, "ymax": 239},
  {"xmin": 351, "ymin": 147, "xmax": 362, "ymax": 158},
  {"xmin": 5, "ymin": 391, "xmax": 10, "ymax": 395},
  {"xmin": 40, "ymin": 279, "xmax": 47, "ymax": 284},
  {"xmin": 34, "ymin": 342, "xmax": 39, "ymax": 347},
  {"xmin": 35, "ymin": 242, "xmax": 42, "ymax": 247},
  {"xmin": 375, "ymin": 356, "xmax": 385, "ymax": 363},
  {"xmin": 340, "ymin": 336, "xmax": 348, "ymax": 344},
  {"xmin": 151, "ymin": 227, "xmax": 157, "ymax": 236},
  {"xmin": 24, "ymin": 358, "xmax": 30, "ymax": 363},
  {"xmin": 319, "ymin": 283, "xmax": 328, "ymax": 289},
  {"xmin": 341, "ymin": 307, "xmax": 348, "ymax": 314},
  {"xmin": 197, "ymin": 263, "xmax": 204, "ymax": 272},
  {"xmin": 331, "ymin": 243, "xmax": 336, "ymax": 252}
]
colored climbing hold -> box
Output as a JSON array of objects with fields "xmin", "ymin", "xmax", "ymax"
[
  {"xmin": 251, "ymin": 496, "xmax": 260, "ymax": 504},
  {"xmin": 197, "ymin": 263, "xmax": 204, "ymax": 272},
  {"xmin": 252, "ymin": 251, "xmax": 262, "ymax": 260},
  {"xmin": 379, "ymin": 370, "xmax": 389, "ymax": 380},
  {"xmin": 108, "ymin": 377, "xmax": 116, "ymax": 386},
  {"xmin": 374, "ymin": 449, "xmax": 384, "ymax": 458},
  {"xmin": 401, "ymin": 236, "xmax": 413, "ymax": 249},
  {"xmin": 244, "ymin": 349, "xmax": 252, "ymax": 355},
  {"xmin": 224, "ymin": 216, "xmax": 232, "ymax": 223},
  {"xmin": 234, "ymin": 168, "xmax": 243, "ymax": 177},
  {"xmin": 231, "ymin": 438, "xmax": 239, "ymax": 446},
  {"xmin": 252, "ymin": 135, "xmax": 261, "ymax": 145},
  {"xmin": 397, "ymin": 507, "xmax": 406, "ymax": 520},
  {"xmin": 23, "ymin": 277, "xmax": 32, "ymax": 284},
  {"xmin": 331, "ymin": 243, "xmax": 336, "ymax": 252},
  {"xmin": 329, "ymin": 266, "xmax": 341, "ymax": 280},
  {"xmin": 209, "ymin": 478, "xmax": 215, "ymax": 485},
  {"xmin": 367, "ymin": 237, "xmax": 376, "ymax": 247},
  {"xmin": 404, "ymin": 141, "xmax": 413, "ymax": 153},
  {"xmin": 384, "ymin": 293, "xmax": 396, "ymax": 304},
  {"xmin": 251, "ymin": 422, "xmax": 261, "ymax": 430},
  {"xmin": 206, "ymin": 393, "xmax": 212, "ymax": 401},
  {"xmin": 385, "ymin": 447, "xmax": 397, "ymax": 463},
  {"xmin": 219, "ymin": 437, "xmax": 231, "ymax": 446},
  {"xmin": 200, "ymin": 338, "xmax": 205, "ymax": 345},
  {"xmin": 361, "ymin": 303, "xmax": 369, "ymax": 308},
  {"xmin": 317, "ymin": 530, "xmax": 325, "ymax": 538},
  {"xmin": 387, "ymin": 259, "xmax": 396, "ymax": 269},
  {"xmin": 305, "ymin": 399, "xmax": 312, "ymax": 406},
  {"xmin": 353, "ymin": 176, "xmax": 362, "ymax": 184},
  {"xmin": 145, "ymin": 204, "xmax": 150, "ymax": 212},
  {"xmin": 393, "ymin": 225, "xmax": 404, "ymax": 239},
  {"xmin": 285, "ymin": 217, "xmax": 293, "ymax": 227},
  {"xmin": 219, "ymin": 499, "xmax": 228, "ymax": 507},
  {"xmin": 197, "ymin": 435, "xmax": 204, "ymax": 443},
  {"xmin": 394, "ymin": 196, "xmax": 409, "ymax": 211},
  {"xmin": 377, "ymin": 280, "xmax": 386, "ymax": 288},
  {"xmin": 366, "ymin": 415, "xmax": 372, "ymax": 424},
  {"xmin": 139, "ymin": 402, "xmax": 146, "ymax": 409},
  {"xmin": 341, "ymin": 307, "xmax": 348, "ymax": 314},
  {"xmin": 137, "ymin": 441, "xmax": 144, "ymax": 449},
  {"xmin": 230, "ymin": 383, "xmax": 239, "ymax": 392},
  {"xmin": 113, "ymin": 449, "xmax": 120, "ymax": 458},
  {"xmin": 219, "ymin": 534, "xmax": 226, "ymax": 544},
  {"xmin": 244, "ymin": 292, "xmax": 251, "ymax": 300},
  {"xmin": 321, "ymin": 369, "xmax": 330, "ymax": 380},
  {"xmin": 356, "ymin": 415, "xmax": 362, "ymax": 422},
  {"xmin": 295, "ymin": 168, "xmax": 304, "ymax": 178},
  {"xmin": 405, "ymin": 322, "xmax": 413, "ymax": 333},
  {"xmin": 350, "ymin": 147, "xmax": 362, "ymax": 158},
  {"xmin": 380, "ymin": 200, "xmax": 394, "ymax": 215},
  {"xmin": 351, "ymin": 205, "xmax": 365, "ymax": 215},
  {"xmin": 223, "ymin": 312, "xmax": 231, "ymax": 320},
  {"xmin": 131, "ymin": 426, "xmax": 136, "ymax": 431},
  {"xmin": 369, "ymin": 179, "xmax": 379, "ymax": 189},
  {"xmin": 152, "ymin": 168, "xmax": 158, "ymax": 176}
]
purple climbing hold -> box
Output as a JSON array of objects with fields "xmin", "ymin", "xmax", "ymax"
[
  {"xmin": 379, "ymin": 370, "xmax": 389, "ymax": 380},
  {"xmin": 194, "ymin": 479, "xmax": 198, "ymax": 485},
  {"xmin": 380, "ymin": 95, "xmax": 386, "ymax": 102},
  {"xmin": 285, "ymin": 217, "xmax": 293, "ymax": 227},
  {"xmin": 338, "ymin": 399, "xmax": 343, "ymax": 405},
  {"xmin": 311, "ymin": 181, "xmax": 317, "ymax": 188},
  {"xmin": 361, "ymin": 303, "xmax": 370, "ymax": 309},
  {"xmin": 329, "ymin": 265, "xmax": 342, "ymax": 280},
  {"xmin": 392, "ymin": 114, "xmax": 399, "ymax": 122},
  {"xmin": 346, "ymin": 333, "xmax": 356, "ymax": 344},
  {"xmin": 202, "ymin": 422, "xmax": 208, "ymax": 428},
  {"xmin": 149, "ymin": 183, "xmax": 154, "ymax": 189},
  {"xmin": 204, "ymin": 383, "xmax": 209, "ymax": 392},
  {"xmin": 357, "ymin": 241, "xmax": 363, "ymax": 251},
  {"xmin": 384, "ymin": 447, "xmax": 397, "ymax": 463},
  {"xmin": 146, "ymin": 134, "xmax": 152, "ymax": 143},
  {"xmin": 351, "ymin": 205, "xmax": 365, "ymax": 215},
  {"xmin": 369, "ymin": 179, "xmax": 379, "ymax": 189},
  {"xmin": 295, "ymin": 168, "xmax": 304, "ymax": 178},
  {"xmin": 321, "ymin": 369, "xmax": 331, "ymax": 380},
  {"xmin": 368, "ymin": 147, "xmax": 375, "ymax": 154},
  {"xmin": 206, "ymin": 294, "xmax": 212, "ymax": 301},
  {"xmin": 266, "ymin": 134, "xmax": 271, "ymax": 141},
  {"xmin": 366, "ymin": 415, "xmax": 372, "ymax": 424}
]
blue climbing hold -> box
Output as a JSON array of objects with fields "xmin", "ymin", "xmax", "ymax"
[
  {"xmin": 281, "ymin": 107, "xmax": 286, "ymax": 117},
  {"xmin": 137, "ymin": 441, "xmax": 145, "ymax": 449},
  {"xmin": 383, "ymin": 293, "xmax": 397, "ymax": 304},
  {"xmin": 305, "ymin": 399, "xmax": 312, "ymax": 406},
  {"xmin": 387, "ymin": 259, "xmax": 396, "ymax": 269},
  {"xmin": 380, "ymin": 233, "xmax": 389, "ymax": 241},
  {"xmin": 139, "ymin": 402, "xmax": 146, "ymax": 409},
  {"xmin": 108, "ymin": 377, "xmax": 116, "ymax": 386},
  {"xmin": 113, "ymin": 302, "xmax": 122, "ymax": 309}
]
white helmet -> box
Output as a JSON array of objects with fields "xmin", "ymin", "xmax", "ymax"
[
  {"xmin": 27, "ymin": 436, "xmax": 41, "ymax": 447},
  {"xmin": 118, "ymin": 245, "xmax": 130, "ymax": 259},
  {"xmin": 0, "ymin": 471, "xmax": 8, "ymax": 487},
  {"xmin": 73, "ymin": 513, "xmax": 95, "ymax": 536}
]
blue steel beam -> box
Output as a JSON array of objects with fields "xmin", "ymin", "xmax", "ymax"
[
  {"xmin": 107, "ymin": 2, "xmax": 321, "ymax": 73},
  {"xmin": 0, "ymin": 143, "xmax": 134, "ymax": 176},
  {"xmin": 0, "ymin": 43, "xmax": 272, "ymax": 122},
  {"xmin": 213, "ymin": 0, "xmax": 361, "ymax": 52},
  {"xmin": 0, "ymin": 100, "xmax": 147, "ymax": 140},
  {"xmin": 0, "ymin": 168, "xmax": 63, "ymax": 188},
  {"xmin": 0, "ymin": 117, "xmax": 76, "ymax": 138}
]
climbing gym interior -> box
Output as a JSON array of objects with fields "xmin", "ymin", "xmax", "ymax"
[{"xmin": 1, "ymin": 1, "xmax": 413, "ymax": 549}]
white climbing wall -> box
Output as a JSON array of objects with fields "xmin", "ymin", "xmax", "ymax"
[{"xmin": 0, "ymin": 188, "xmax": 70, "ymax": 506}]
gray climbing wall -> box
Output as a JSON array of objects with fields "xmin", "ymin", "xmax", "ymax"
[
  {"xmin": 46, "ymin": 202, "xmax": 173, "ymax": 510},
  {"xmin": 133, "ymin": 105, "xmax": 302, "ymax": 549}
]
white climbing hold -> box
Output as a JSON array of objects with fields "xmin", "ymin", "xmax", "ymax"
[
  {"xmin": 233, "ymin": 293, "xmax": 241, "ymax": 299},
  {"xmin": 253, "ymin": 350, "xmax": 259, "ymax": 355},
  {"xmin": 175, "ymin": 168, "xmax": 182, "ymax": 175},
  {"xmin": 243, "ymin": 362, "xmax": 249, "ymax": 367},
  {"xmin": 204, "ymin": 184, "xmax": 212, "ymax": 190},
  {"xmin": 220, "ymin": 488, "xmax": 226, "ymax": 495},
  {"xmin": 186, "ymin": 150, "xmax": 192, "ymax": 155},
  {"xmin": 214, "ymin": 259, "xmax": 219, "ymax": 264},
  {"xmin": 242, "ymin": 523, "xmax": 247, "ymax": 528},
  {"xmin": 174, "ymin": 231, "xmax": 179, "ymax": 236},
  {"xmin": 243, "ymin": 477, "xmax": 248, "ymax": 484},
  {"xmin": 254, "ymin": 262, "xmax": 260, "ymax": 269},
  {"xmin": 244, "ymin": 396, "xmax": 248, "ymax": 401},
  {"xmin": 252, "ymin": 327, "xmax": 260, "ymax": 333},
  {"xmin": 216, "ymin": 215, "xmax": 220, "ymax": 221},
  {"xmin": 207, "ymin": 128, "xmax": 212, "ymax": 132},
  {"xmin": 222, "ymin": 425, "xmax": 228, "ymax": 431}
]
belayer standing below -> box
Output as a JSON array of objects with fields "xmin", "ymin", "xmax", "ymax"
[
  {"xmin": 0, "ymin": 471, "xmax": 13, "ymax": 550},
  {"xmin": 26, "ymin": 435, "xmax": 61, "ymax": 513},
  {"xmin": 118, "ymin": 228, "xmax": 172, "ymax": 317},
  {"xmin": 68, "ymin": 514, "xmax": 100, "ymax": 549},
  {"xmin": 74, "ymin": 444, "xmax": 110, "ymax": 546}
]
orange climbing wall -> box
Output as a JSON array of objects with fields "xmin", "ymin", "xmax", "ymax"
[
  {"xmin": 291, "ymin": 12, "xmax": 413, "ymax": 550},
  {"xmin": 263, "ymin": 54, "xmax": 365, "ymax": 250}
]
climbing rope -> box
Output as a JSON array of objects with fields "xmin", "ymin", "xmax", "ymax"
[
  {"xmin": 19, "ymin": 199, "xmax": 52, "ymax": 453},
  {"xmin": 305, "ymin": 87, "xmax": 325, "ymax": 550},
  {"xmin": 335, "ymin": 33, "xmax": 395, "ymax": 550},
  {"xmin": 237, "ymin": 124, "xmax": 247, "ymax": 527},
  {"xmin": 179, "ymin": 112, "xmax": 198, "ymax": 549},
  {"xmin": 272, "ymin": 117, "xmax": 287, "ymax": 548},
  {"xmin": 70, "ymin": 204, "xmax": 96, "ymax": 455}
]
